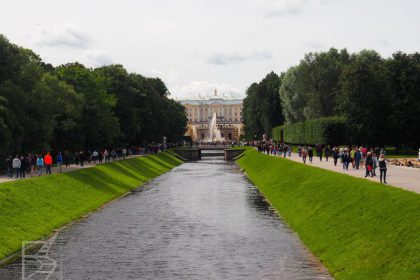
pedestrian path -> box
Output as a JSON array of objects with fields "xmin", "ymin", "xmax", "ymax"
[
  {"xmin": 0, "ymin": 156, "xmax": 141, "ymax": 185},
  {"xmin": 272, "ymin": 152, "xmax": 420, "ymax": 194}
]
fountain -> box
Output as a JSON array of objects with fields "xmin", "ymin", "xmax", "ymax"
[{"xmin": 207, "ymin": 112, "xmax": 224, "ymax": 142}]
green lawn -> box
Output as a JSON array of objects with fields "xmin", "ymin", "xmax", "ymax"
[
  {"xmin": 236, "ymin": 148, "xmax": 420, "ymax": 280},
  {"xmin": 0, "ymin": 152, "xmax": 183, "ymax": 261}
]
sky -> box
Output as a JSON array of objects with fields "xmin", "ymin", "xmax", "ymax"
[{"xmin": 1, "ymin": 0, "xmax": 419, "ymax": 99}]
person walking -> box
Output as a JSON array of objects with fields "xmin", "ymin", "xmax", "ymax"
[
  {"xmin": 354, "ymin": 148, "xmax": 361, "ymax": 170},
  {"xmin": 36, "ymin": 155, "xmax": 44, "ymax": 176},
  {"xmin": 64, "ymin": 151, "xmax": 70, "ymax": 167},
  {"xmin": 325, "ymin": 145, "xmax": 330, "ymax": 162},
  {"xmin": 378, "ymin": 154, "xmax": 387, "ymax": 184},
  {"xmin": 44, "ymin": 152, "xmax": 53, "ymax": 175},
  {"xmin": 20, "ymin": 155, "xmax": 26, "ymax": 179},
  {"xmin": 317, "ymin": 145, "xmax": 323, "ymax": 162},
  {"xmin": 74, "ymin": 152, "xmax": 79, "ymax": 166},
  {"xmin": 92, "ymin": 150, "xmax": 99, "ymax": 163},
  {"xmin": 30, "ymin": 154, "xmax": 36, "ymax": 176},
  {"xmin": 98, "ymin": 151, "xmax": 104, "ymax": 164},
  {"xmin": 332, "ymin": 147, "xmax": 339, "ymax": 166},
  {"xmin": 12, "ymin": 155, "xmax": 21, "ymax": 179},
  {"xmin": 372, "ymin": 153, "xmax": 378, "ymax": 177},
  {"xmin": 302, "ymin": 148, "xmax": 308, "ymax": 164},
  {"xmin": 365, "ymin": 152, "xmax": 374, "ymax": 178},
  {"xmin": 350, "ymin": 148, "xmax": 356, "ymax": 168},
  {"xmin": 56, "ymin": 152, "xmax": 63, "ymax": 173},
  {"xmin": 79, "ymin": 151, "xmax": 85, "ymax": 167},
  {"xmin": 6, "ymin": 156, "xmax": 13, "ymax": 178},
  {"xmin": 308, "ymin": 146, "xmax": 313, "ymax": 163},
  {"xmin": 104, "ymin": 149, "xmax": 109, "ymax": 163},
  {"xmin": 342, "ymin": 151, "xmax": 350, "ymax": 170}
]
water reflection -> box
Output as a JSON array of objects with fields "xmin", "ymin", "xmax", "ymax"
[{"xmin": 0, "ymin": 157, "xmax": 333, "ymax": 280}]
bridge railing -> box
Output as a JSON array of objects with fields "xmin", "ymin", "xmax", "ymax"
[{"xmin": 189, "ymin": 144, "xmax": 233, "ymax": 149}]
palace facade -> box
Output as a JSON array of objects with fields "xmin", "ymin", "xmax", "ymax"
[{"xmin": 179, "ymin": 92, "xmax": 244, "ymax": 141}]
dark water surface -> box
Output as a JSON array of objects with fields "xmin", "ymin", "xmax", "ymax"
[{"xmin": 1, "ymin": 157, "xmax": 333, "ymax": 280}]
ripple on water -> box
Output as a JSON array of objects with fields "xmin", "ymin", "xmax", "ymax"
[{"xmin": 0, "ymin": 158, "xmax": 333, "ymax": 280}]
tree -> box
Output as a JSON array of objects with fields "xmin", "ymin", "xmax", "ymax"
[
  {"xmin": 243, "ymin": 72, "xmax": 284, "ymax": 139},
  {"xmin": 55, "ymin": 63, "xmax": 121, "ymax": 149},
  {"xmin": 338, "ymin": 50, "xmax": 390, "ymax": 145},
  {"xmin": 386, "ymin": 52, "xmax": 420, "ymax": 148},
  {"xmin": 280, "ymin": 48, "xmax": 349, "ymax": 123}
]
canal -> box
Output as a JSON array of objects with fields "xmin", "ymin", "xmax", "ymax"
[{"xmin": 1, "ymin": 156, "xmax": 333, "ymax": 279}]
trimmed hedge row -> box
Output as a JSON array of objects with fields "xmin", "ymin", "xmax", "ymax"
[
  {"xmin": 272, "ymin": 125, "xmax": 283, "ymax": 142},
  {"xmin": 272, "ymin": 116, "xmax": 347, "ymax": 145}
]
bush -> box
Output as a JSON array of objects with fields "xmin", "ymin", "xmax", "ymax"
[
  {"xmin": 272, "ymin": 125, "xmax": 284, "ymax": 141},
  {"xmin": 272, "ymin": 116, "xmax": 347, "ymax": 145}
]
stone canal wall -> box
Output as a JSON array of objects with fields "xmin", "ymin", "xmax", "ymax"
[
  {"xmin": 224, "ymin": 149, "xmax": 246, "ymax": 161},
  {"xmin": 171, "ymin": 148, "xmax": 201, "ymax": 161},
  {"xmin": 0, "ymin": 152, "xmax": 183, "ymax": 262},
  {"xmin": 236, "ymin": 148, "xmax": 420, "ymax": 280}
]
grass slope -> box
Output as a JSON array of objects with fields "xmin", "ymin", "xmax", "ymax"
[
  {"xmin": 236, "ymin": 149, "xmax": 420, "ymax": 280},
  {"xmin": 0, "ymin": 152, "xmax": 183, "ymax": 261}
]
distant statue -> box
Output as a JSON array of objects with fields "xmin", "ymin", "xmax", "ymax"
[{"xmin": 214, "ymin": 89, "xmax": 218, "ymax": 96}]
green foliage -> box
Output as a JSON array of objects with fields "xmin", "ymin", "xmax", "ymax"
[
  {"xmin": 272, "ymin": 125, "xmax": 283, "ymax": 141},
  {"xmin": 0, "ymin": 34, "xmax": 187, "ymax": 159},
  {"xmin": 277, "ymin": 47, "xmax": 420, "ymax": 147},
  {"xmin": 243, "ymin": 72, "xmax": 284, "ymax": 139},
  {"xmin": 272, "ymin": 116, "xmax": 347, "ymax": 145},
  {"xmin": 0, "ymin": 152, "xmax": 183, "ymax": 260},
  {"xmin": 338, "ymin": 50, "xmax": 390, "ymax": 146},
  {"xmin": 386, "ymin": 52, "xmax": 420, "ymax": 147},
  {"xmin": 237, "ymin": 149, "xmax": 420, "ymax": 280},
  {"xmin": 280, "ymin": 48, "xmax": 349, "ymax": 123}
]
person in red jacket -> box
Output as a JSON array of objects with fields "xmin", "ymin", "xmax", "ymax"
[{"xmin": 44, "ymin": 152, "xmax": 53, "ymax": 175}]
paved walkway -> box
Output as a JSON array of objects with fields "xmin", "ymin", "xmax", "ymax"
[
  {"xmin": 0, "ymin": 156, "xmax": 141, "ymax": 185},
  {"xmin": 272, "ymin": 152, "xmax": 420, "ymax": 194}
]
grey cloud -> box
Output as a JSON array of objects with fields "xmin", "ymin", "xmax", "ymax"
[
  {"xmin": 84, "ymin": 50, "xmax": 113, "ymax": 67},
  {"xmin": 207, "ymin": 51, "xmax": 272, "ymax": 65},
  {"xmin": 37, "ymin": 27, "xmax": 92, "ymax": 49}
]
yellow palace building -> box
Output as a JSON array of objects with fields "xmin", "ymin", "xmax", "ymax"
[{"xmin": 179, "ymin": 90, "xmax": 244, "ymax": 141}]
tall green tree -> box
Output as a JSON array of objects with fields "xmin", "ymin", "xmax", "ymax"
[
  {"xmin": 280, "ymin": 48, "xmax": 349, "ymax": 123},
  {"xmin": 55, "ymin": 63, "xmax": 121, "ymax": 149},
  {"xmin": 243, "ymin": 72, "xmax": 283, "ymax": 139},
  {"xmin": 386, "ymin": 52, "xmax": 420, "ymax": 148},
  {"xmin": 338, "ymin": 50, "xmax": 390, "ymax": 145}
]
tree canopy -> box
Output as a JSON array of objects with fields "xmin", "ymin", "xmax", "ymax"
[
  {"xmin": 243, "ymin": 72, "xmax": 283, "ymax": 139},
  {"xmin": 245, "ymin": 47, "xmax": 420, "ymax": 147},
  {"xmin": 0, "ymin": 34, "xmax": 187, "ymax": 160}
]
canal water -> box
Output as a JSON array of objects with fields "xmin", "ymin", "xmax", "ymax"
[{"xmin": 1, "ymin": 156, "xmax": 333, "ymax": 280}]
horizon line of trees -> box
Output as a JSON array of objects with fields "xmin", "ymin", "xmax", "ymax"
[
  {"xmin": 243, "ymin": 48, "xmax": 420, "ymax": 147},
  {"xmin": 0, "ymin": 34, "xmax": 187, "ymax": 160}
]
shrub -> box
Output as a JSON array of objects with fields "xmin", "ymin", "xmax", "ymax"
[{"xmin": 272, "ymin": 116, "xmax": 347, "ymax": 145}]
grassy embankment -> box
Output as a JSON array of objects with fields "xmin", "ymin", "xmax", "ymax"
[
  {"xmin": 0, "ymin": 152, "xmax": 183, "ymax": 261},
  {"xmin": 236, "ymin": 148, "xmax": 419, "ymax": 280}
]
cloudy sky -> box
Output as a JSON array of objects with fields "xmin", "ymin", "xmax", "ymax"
[{"xmin": 1, "ymin": 0, "xmax": 419, "ymax": 98}]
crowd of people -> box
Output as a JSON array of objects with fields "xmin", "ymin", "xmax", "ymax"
[
  {"xmin": 257, "ymin": 142, "xmax": 389, "ymax": 184},
  {"xmin": 3, "ymin": 143, "xmax": 181, "ymax": 180}
]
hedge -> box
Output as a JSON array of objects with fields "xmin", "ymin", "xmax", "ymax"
[
  {"xmin": 272, "ymin": 116, "xmax": 347, "ymax": 145},
  {"xmin": 272, "ymin": 125, "xmax": 284, "ymax": 142}
]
